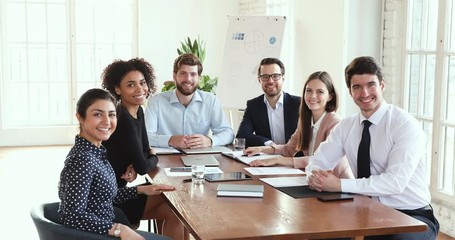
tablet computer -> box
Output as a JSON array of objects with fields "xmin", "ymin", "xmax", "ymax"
[{"xmin": 204, "ymin": 172, "xmax": 253, "ymax": 182}]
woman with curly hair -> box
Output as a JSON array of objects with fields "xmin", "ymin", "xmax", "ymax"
[{"xmin": 101, "ymin": 58, "xmax": 186, "ymax": 239}]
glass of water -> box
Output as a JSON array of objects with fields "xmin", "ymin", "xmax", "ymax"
[
  {"xmin": 233, "ymin": 138, "xmax": 246, "ymax": 151},
  {"xmin": 191, "ymin": 165, "xmax": 205, "ymax": 184}
]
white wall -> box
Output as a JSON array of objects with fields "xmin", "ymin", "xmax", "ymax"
[
  {"xmin": 292, "ymin": 0, "xmax": 348, "ymax": 115},
  {"xmin": 137, "ymin": 0, "xmax": 240, "ymax": 90},
  {"xmin": 287, "ymin": 0, "xmax": 382, "ymax": 117},
  {"xmin": 343, "ymin": 0, "xmax": 383, "ymax": 116}
]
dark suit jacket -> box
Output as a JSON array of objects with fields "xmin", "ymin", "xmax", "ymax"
[{"xmin": 236, "ymin": 92, "xmax": 301, "ymax": 147}]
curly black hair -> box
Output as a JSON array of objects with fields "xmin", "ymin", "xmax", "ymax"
[{"xmin": 101, "ymin": 58, "xmax": 157, "ymax": 101}]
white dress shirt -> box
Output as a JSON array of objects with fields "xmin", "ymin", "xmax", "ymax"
[
  {"xmin": 306, "ymin": 101, "xmax": 430, "ymax": 210},
  {"xmin": 309, "ymin": 111, "xmax": 326, "ymax": 156},
  {"xmin": 264, "ymin": 92, "xmax": 285, "ymax": 145}
]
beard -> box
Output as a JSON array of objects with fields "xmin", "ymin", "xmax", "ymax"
[
  {"xmin": 264, "ymin": 87, "xmax": 281, "ymax": 98},
  {"xmin": 176, "ymin": 82, "xmax": 198, "ymax": 96}
]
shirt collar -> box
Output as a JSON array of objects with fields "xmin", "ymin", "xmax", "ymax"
[
  {"xmin": 169, "ymin": 89, "xmax": 203, "ymax": 104},
  {"xmin": 312, "ymin": 111, "xmax": 327, "ymax": 131},
  {"xmin": 75, "ymin": 135, "xmax": 107, "ymax": 157},
  {"xmin": 263, "ymin": 91, "xmax": 284, "ymax": 107},
  {"xmin": 359, "ymin": 100, "xmax": 388, "ymax": 126}
]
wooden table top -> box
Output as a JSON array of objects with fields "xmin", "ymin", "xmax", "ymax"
[{"xmin": 148, "ymin": 153, "xmax": 427, "ymax": 240}]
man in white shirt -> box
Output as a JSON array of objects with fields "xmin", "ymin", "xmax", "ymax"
[{"xmin": 306, "ymin": 56, "xmax": 439, "ymax": 239}]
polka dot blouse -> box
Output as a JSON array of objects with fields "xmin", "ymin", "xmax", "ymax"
[{"xmin": 58, "ymin": 135, "xmax": 137, "ymax": 235}]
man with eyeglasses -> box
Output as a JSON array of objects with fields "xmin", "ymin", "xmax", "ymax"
[{"xmin": 236, "ymin": 58, "xmax": 300, "ymax": 147}]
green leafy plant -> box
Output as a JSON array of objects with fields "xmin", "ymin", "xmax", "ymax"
[
  {"xmin": 177, "ymin": 37, "xmax": 206, "ymax": 63},
  {"xmin": 161, "ymin": 36, "xmax": 218, "ymax": 94}
]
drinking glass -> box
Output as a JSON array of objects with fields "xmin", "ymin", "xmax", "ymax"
[
  {"xmin": 191, "ymin": 165, "xmax": 205, "ymax": 184},
  {"xmin": 233, "ymin": 138, "xmax": 246, "ymax": 151}
]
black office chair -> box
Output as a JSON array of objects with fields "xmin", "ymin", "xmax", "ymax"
[{"xmin": 30, "ymin": 202, "xmax": 169, "ymax": 240}]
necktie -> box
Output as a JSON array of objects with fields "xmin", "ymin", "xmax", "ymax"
[{"xmin": 357, "ymin": 120, "xmax": 372, "ymax": 178}]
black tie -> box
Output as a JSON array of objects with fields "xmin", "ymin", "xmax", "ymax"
[{"xmin": 357, "ymin": 120, "xmax": 372, "ymax": 178}]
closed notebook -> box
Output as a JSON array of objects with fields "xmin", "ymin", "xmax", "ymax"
[
  {"xmin": 217, "ymin": 183, "xmax": 264, "ymax": 198},
  {"xmin": 179, "ymin": 146, "xmax": 232, "ymax": 155},
  {"xmin": 180, "ymin": 155, "xmax": 220, "ymax": 166}
]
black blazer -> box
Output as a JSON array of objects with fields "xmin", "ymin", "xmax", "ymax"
[{"xmin": 236, "ymin": 92, "xmax": 301, "ymax": 147}]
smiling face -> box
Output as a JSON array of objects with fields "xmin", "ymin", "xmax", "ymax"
[
  {"xmin": 115, "ymin": 70, "xmax": 148, "ymax": 109},
  {"xmin": 349, "ymin": 74, "xmax": 385, "ymax": 118},
  {"xmin": 259, "ymin": 64, "xmax": 283, "ymax": 97},
  {"xmin": 304, "ymin": 79, "xmax": 332, "ymax": 116},
  {"xmin": 77, "ymin": 99, "xmax": 117, "ymax": 147},
  {"xmin": 174, "ymin": 64, "xmax": 199, "ymax": 96}
]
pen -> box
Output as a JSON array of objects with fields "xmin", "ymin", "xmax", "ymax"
[
  {"xmin": 182, "ymin": 178, "xmax": 192, "ymax": 183},
  {"xmin": 242, "ymin": 154, "xmax": 260, "ymax": 157}
]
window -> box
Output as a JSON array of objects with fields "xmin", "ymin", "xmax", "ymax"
[
  {"xmin": 0, "ymin": 0, "xmax": 136, "ymax": 145},
  {"xmin": 405, "ymin": 0, "xmax": 455, "ymax": 201}
]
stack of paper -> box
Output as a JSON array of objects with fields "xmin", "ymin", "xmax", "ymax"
[
  {"xmin": 244, "ymin": 167, "xmax": 305, "ymax": 175},
  {"xmin": 152, "ymin": 147, "xmax": 181, "ymax": 155},
  {"xmin": 259, "ymin": 176, "xmax": 308, "ymax": 187},
  {"xmin": 221, "ymin": 151, "xmax": 279, "ymax": 164},
  {"xmin": 217, "ymin": 183, "xmax": 264, "ymax": 198},
  {"xmin": 164, "ymin": 167, "xmax": 223, "ymax": 177}
]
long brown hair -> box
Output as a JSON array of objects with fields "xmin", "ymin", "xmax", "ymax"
[{"xmin": 296, "ymin": 71, "xmax": 338, "ymax": 151}]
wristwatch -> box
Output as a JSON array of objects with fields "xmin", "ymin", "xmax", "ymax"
[{"xmin": 114, "ymin": 223, "xmax": 121, "ymax": 237}]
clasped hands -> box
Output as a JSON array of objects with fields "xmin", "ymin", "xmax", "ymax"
[
  {"xmin": 308, "ymin": 169, "xmax": 341, "ymax": 192},
  {"xmin": 169, "ymin": 134, "xmax": 212, "ymax": 149}
]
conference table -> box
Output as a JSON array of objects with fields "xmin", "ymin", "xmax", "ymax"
[{"xmin": 148, "ymin": 153, "xmax": 427, "ymax": 240}]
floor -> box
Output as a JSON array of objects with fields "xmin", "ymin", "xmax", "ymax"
[
  {"xmin": 0, "ymin": 145, "xmax": 152, "ymax": 240},
  {"xmin": 0, "ymin": 145, "xmax": 453, "ymax": 240}
]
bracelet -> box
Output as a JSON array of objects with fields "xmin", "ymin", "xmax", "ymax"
[{"xmin": 270, "ymin": 145, "xmax": 276, "ymax": 154}]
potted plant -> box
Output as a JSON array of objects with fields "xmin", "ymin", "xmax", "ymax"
[{"xmin": 161, "ymin": 36, "xmax": 218, "ymax": 94}]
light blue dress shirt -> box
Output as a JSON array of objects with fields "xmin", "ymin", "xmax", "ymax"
[{"xmin": 145, "ymin": 89, "xmax": 234, "ymax": 147}]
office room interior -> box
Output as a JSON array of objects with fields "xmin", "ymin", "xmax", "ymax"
[{"xmin": 1, "ymin": 0, "xmax": 454, "ymax": 239}]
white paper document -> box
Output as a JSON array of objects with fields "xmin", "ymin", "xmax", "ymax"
[
  {"xmin": 164, "ymin": 167, "xmax": 223, "ymax": 177},
  {"xmin": 222, "ymin": 151, "xmax": 280, "ymax": 165},
  {"xmin": 244, "ymin": 167, "xmax": 305, "ymax": 175},
  {"xmin": 260, "ymin": 176, "xmax": 308, "ymax": 188},
  {"xmin": 152, "ymin": 147, "xmax": 181, "ymax": 155}
]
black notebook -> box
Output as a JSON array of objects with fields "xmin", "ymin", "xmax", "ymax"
[{"xmin": 277, "ymin": 185, "xmax": 349, "ymax": 199}]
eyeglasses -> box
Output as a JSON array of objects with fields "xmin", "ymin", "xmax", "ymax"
[{"xmin": 259, "ymin": 74, "xmax": 282, "ymax": 82}]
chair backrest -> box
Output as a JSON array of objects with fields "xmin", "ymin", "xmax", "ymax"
[
  {"xmin": 223, "ymin": 107, "xmax": 245, "ymax": 134},
  {"xmin": 30, "ymin": 202, "xmax": 169, "ymax": 240}
]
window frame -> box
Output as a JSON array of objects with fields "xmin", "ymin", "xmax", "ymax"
[
  {"xmin": 403, "ymin": 0, "xmax": 455, "ymax": 203},
  {"xmin": 0, "ymin": 0, "xmax": 138, "ymax": 146}
]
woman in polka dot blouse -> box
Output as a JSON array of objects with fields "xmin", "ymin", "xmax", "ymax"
[
  {"xmin": 58, "ymin": 88, "xmax": 175, "ymax": 239},
  {"xmin": 101, "ymin": 58, "xmax": 187, "ymax": 239}
]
